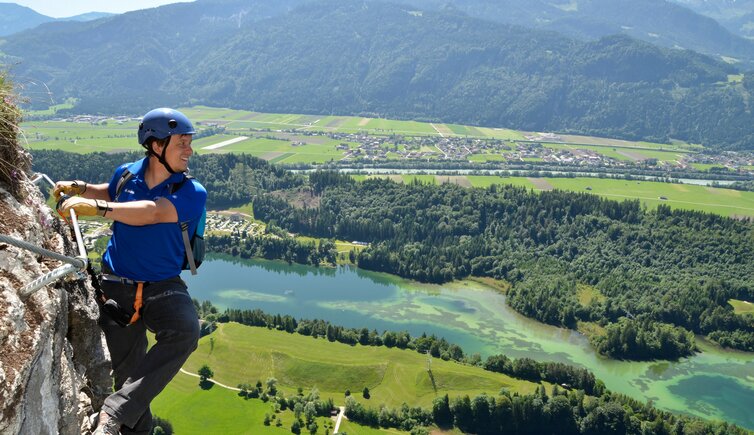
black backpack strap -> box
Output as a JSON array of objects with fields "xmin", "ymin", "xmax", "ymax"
[
  {"xmin": 114, "ymin": 169, "xmax": 133, "ymax": 202},
  {"xmin": 173, "ymin": 173, "xmax": 198, "ymax": 275},
  {"xmin": 181, "ymin": 221, "xmax": 198, "ymax": 275},
  {"xmin": 169, "ymin": 173, "xmax": 194, "ymax": 195}
]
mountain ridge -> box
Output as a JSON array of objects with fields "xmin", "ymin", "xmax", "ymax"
[
  {"xmin": 0, "ymin": 2, "xmax": 114, "ymax": 36},
  {"xmin": 394, "ymin": 0, "xmax": 754, "ymax": 65},
  {"xmin": 3, "ymin": 0, "xmax": 753, "ymax": 150}
]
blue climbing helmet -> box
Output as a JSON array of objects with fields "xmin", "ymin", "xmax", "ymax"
[
  {"xmin": 137, "ymin": 108, "xmax": 196, "ymax": 146},
  {"xmin": 137, "ymin": 108, "xmax": 196, "ymax": 173}
]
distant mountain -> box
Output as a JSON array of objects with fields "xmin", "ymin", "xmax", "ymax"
[
  {"xmin": 395, "ymin": 0, "xmax": 754, "ymax": 65},
  {"xmin": 63, "ymin": 12, "xmax": 115, "ymax": 22},
  {"xmin": 0, "ymin": 3, "xmax": 51, "ymax": 36},
  {"xmin": 669, "ymin": 0, "xmax": 754, "ymax": 20},
  {"xmin": 669, "ymin": 0, "xmax": 754, "ymax": 38},
  {"xmin": 2, "ymin": 0, "xmax": 753, "ymax": 150},
  {"xmin": 0, "ymin": 3, "xmax": 114, "ymax": 36}
]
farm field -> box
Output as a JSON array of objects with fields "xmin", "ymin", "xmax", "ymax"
[
  {"xmin": 20, "ymin": 106, "xmax": 698, "ymax": 164},
  {"xmin": 691, "ymin": 163, "xmax": 727, "ymax": 172},
  {"xmin": 542, "ymin": 142, "xmax": 689, "ymax": 164},
  {"xmin": 546, "ymin": 177, "xmax": 754, "ymax": 217},
  {"xmin": 557, "ymin": 133, "xmax": 702, "ymax": 152},
  {"xmin": 352, "ymin": 175, "xmax": 754, "ymax": 218},
  {"xmin": 468, "ymin": 153, "xmax": 507, "ymax": 162},
  {"xmin": 179, "ymin": 323, "xmax": 542, "ymax": 409},
  {"xmin": 194, "ymin": 134, "xmax": 347, "ymax": 164}
]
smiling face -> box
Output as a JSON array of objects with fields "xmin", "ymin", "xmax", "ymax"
[{"xmin": 155, "ymin": 134, "xmax": 194, "ymax": 173}]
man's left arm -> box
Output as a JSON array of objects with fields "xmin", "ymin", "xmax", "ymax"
[{"xmin": 57, "ymin": 197, "xmax": 178, "ymax": 226}]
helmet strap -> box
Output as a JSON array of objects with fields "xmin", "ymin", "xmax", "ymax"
[{"xmin": 148, "ymin": 137, "xmax": 177, "ymax": 174}]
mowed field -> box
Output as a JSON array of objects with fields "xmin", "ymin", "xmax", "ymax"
[
  {"xmin": 353, "ymin": 175, "xmax": 754, "ymax": 218},
  {"xmin": 19, "ymin": 120, "xmax": 139, "ymax": 153},
  {"xmin": 21, "ymin": 106, "xmax": 697, "ymax": 163},
  {"xmin": 179, "ymin": 323, "xmax": 541, "ymax": 410}
]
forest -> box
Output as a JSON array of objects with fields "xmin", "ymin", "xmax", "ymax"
[
  {"xmin": 345, "ymin": 388, "xmax": 750, "ymax": 435},
  {"xmin": 31, "ymin": 151, "xmax": 754, "ymax": 359},
  {"xmin": 253, "ymin": 171, "xmax": 754, "ymax": 358}
]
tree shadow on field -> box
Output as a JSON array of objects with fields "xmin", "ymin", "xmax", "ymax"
[{"xmin": 199, "ymin": 379, "xmax": 214, "ymax": 390}]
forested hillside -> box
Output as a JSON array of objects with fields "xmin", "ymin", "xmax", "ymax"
[
  {"xmin": 397, "ymin": 0, "xmax": 754, "ymax": 64},
  {"xmin": 5, "ymin": 0, "xmax": 754, "ymax": 150},
  {"xmin": 670, "ymin": 0, "xmax": 754, "ymax": 37},
  {"xmin": 253, "ymin": 171, "xmax": 754, "ymax": 359}
]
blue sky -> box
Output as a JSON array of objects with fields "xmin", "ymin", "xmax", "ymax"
[{"xmin": 11, "ymin": 0, "xmax": 195, "ymax": 18}]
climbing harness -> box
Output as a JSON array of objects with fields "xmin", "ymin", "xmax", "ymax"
[{"xmin": 98, "ymin": 270, "xmax": 146, "ymax": 327}]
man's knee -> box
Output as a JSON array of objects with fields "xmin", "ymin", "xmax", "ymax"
[{"xmin": 155, "ymin": 315, "xmax": 199, "ymax": 353}]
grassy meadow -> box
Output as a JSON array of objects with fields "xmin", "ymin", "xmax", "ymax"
[
  {"xmin": 729, "ymin": 299, "xmax": 754, "ymax": 316},
  {"xmin": 351, "ymin": 174, "xmax": 754, "ymax": 218},
  {"xmin": 180, "ymin": 323, "xmax": 541, "ymax": 409},
  {"xmin": 152, "ymin": 374, "xmax": 348, "ymax": 435}
]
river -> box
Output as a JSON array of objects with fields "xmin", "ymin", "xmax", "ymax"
[
  {"xmin": 183, "ymin": 256, "xmax": 754, "ymax": 430},
  {"xmin": 292, "ymin": 168, "xmax": 738, "ymax": 186}
]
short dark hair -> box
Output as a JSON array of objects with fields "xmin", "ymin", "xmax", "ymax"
[{"xmin": 144, "ymin": 136, "xmax": 170, "ymax": 157}]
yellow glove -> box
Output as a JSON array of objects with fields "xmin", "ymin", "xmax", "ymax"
[
  {"xmin": 57, "ymin": 196, "xmax": 112, "ymax": 217},
  {"xmin": 53, "ymin": 180, "xmax": 88, "ymax": 201}
]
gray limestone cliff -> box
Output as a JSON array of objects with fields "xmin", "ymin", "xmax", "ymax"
[{"xmin": 0, "ymin": 78, "xmax": 111, "ymax": 434}]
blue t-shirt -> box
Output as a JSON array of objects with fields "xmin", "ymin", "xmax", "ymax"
[{"xmin": 102, "ymin": 158, "xmax": 207, "ymax": 282}]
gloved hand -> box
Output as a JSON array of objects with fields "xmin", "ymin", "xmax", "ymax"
[
  {"xmin": 53, "ymin": 180, "xmax": 88, "ymax": 201},
  {"xmin": 57, "ymin": 196, "xmax": 112, "ymax": 217}
]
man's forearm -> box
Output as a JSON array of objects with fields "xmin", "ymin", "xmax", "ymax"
[
  {"xmin": 102, "ymin": 198, "xmax": 178, "ymax": 226},
  {"xmin": 80, "ymin": 183, "xmax": 112, "ymax": 201}
]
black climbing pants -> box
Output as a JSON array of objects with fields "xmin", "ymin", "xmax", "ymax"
[{"xmin": 98, "ymin": 275, "xmax": 199, "ymax": 434}]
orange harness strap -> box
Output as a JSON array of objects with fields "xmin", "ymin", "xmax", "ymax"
[{"xmin": 129, "ymin": 282, "xmax": 144, "ymax": 324}]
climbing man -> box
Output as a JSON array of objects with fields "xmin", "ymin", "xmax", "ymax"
[{"xmin": 54, "ymin": 108, "xmax": 206, "ymax": 435}]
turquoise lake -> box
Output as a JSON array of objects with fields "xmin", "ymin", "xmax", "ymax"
[{"xmin": 183, "ymin": 256, "xmax": 754, "ymax": 430}]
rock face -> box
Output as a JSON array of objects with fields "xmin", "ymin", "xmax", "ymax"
[{"xmin": 0, "ymin": 92, "xmax": 110, "ymax": 433}]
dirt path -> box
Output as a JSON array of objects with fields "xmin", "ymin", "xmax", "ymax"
[
  {"xmin": 333, "ymin": 406, "xmax": 346, "ymax": 433},
  {"xmin": 179, "ymin": 368, "xmax": 241, "ymax": 391}
]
